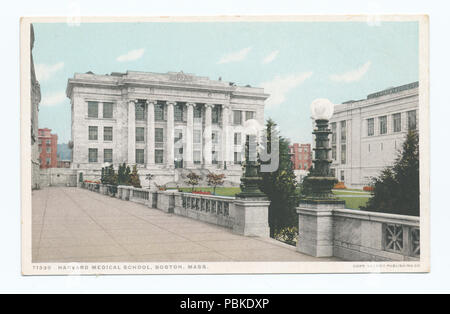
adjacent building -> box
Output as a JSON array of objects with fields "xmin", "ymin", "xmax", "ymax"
[
  {"xmin": 289, "ymin": 143, "xmax": 312, "ymax": 171},
  {"xmin": 30, "ymin": 24, "xmax": 41, "ymax": 189},
  {"xmin": 38, "ymin": 128, "xmax": 58, "ymax": 169},
  {"xmin": 329, "ymin": 82, "xmax": 419, "ymax": 189},
  {"xmin": 66, "ymin": 71, "xmax": 268, "ymax": 185}
]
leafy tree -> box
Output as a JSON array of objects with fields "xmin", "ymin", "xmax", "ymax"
[
  {"xmin": 186, "ymin": 172, "xmax": 201, "ymax": 192},
  {"xmin": 206, "ymin": 173, "xmax": 225, "ymax": 195},
  {"xmin": 125, "ymin": 165, "xmax": 131, "ymax": 185},
  {"xmin": 361, "ymin": 130, "xmax": 419, "ymax": 216},
  {"xmin": 129, "ymin": 165, "xmax": 142, "ymax": 188},
  {"xmin": 104, "ymin": 164, "xmax": 117, "ymax": 185},
  {"xmin": 259, "ymin": 119, "xmax": 300, "ymax": 237},
  {"xmin": 117, "ymin": 163, "xmax": 127, "ymax": 185}
]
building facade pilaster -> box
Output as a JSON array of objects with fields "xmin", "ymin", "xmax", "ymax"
[
  {"xmin": 203, "ymin": 103, "xmax": 213, "ymax": 166},
  {"xmin": 221, "ymin": 104, "xmax": 230, "ymax": 168},
  {"xmin": 127, "ymin": 100, "xmax": 136, "ymax": 164},
  {"xmin": 185, "ymin": 102, "xmax": 195, "ymax": 168},
  {"xmin": 146, "ymin": 100, "xmax": 156, "ymax": 167},
  {"xmin": 166, "ymin": 101, "xmax": 175, "ymax": 168}
]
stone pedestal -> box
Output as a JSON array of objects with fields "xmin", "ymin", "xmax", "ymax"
[
  {"xmin": 296, "ymin": 199, "xmax": 345, "ymax": 257},
  {"xmin": 233, "ymin": 197, "xmax": 270, "ymax": 237}
]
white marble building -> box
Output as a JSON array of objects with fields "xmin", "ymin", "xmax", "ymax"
[
  {"xmin": 66, "ymin": 71, "xmax": 268, "ymax": 186},
  {"xmin": 329, "ymin": 82, "xmax": 419, "ymax": 189}
]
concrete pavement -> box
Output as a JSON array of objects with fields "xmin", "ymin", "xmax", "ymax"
[{"xmin": 32, "ymin": 187, "xmax": 339, "ymax": 263}]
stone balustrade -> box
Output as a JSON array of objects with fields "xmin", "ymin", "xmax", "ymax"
[
  {"xmin": 297, "ymin": 201, "xmax": 420, "ymax": 261},
  {"xmin": 81, "ymin": 184, "xmax": 270, "ymax": 238}
]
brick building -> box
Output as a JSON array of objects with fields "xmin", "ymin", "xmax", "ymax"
[
  {"xmin": 289, "ymin": 143, "xmax": 312, "ymax": 171},
  {"xmin": 38, "ymin": 128, "xmax": 58, "ymax": 169}
]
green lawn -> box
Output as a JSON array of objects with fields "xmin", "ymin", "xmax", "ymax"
[
  {"xmin": 175, "ymin": 187, "xmax": 241, "ymax": 197},
  {"xmin": 337, "ymin": 196, "xmax": 370, "ymax": 209}
]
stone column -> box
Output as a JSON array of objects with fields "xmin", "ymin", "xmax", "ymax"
[
  {"xmin": 233, "ymin": 198, "xmax": 271, "ymax": 237},
  {"xmin": 203, "ymin": 104, "xmax": 213, "ymax": 166},
  {"xmin": 185, "ymin": 103, "xmax": 195, "ymax": 168},
  {"xmin": 127, "ymin": 100, "xmax": 136, "ymax": 164},
  {"xmin": 166, "ymin": 101, "xmax": 175, "ymax": 168},
  {"xmin": 296, "ymin": 200, "xmax": 345, "ymax": 257},
  {"xmin": 221, "ymin": 105, "xmax": 230, "ymax": 168},
  {"xmin": 146, "ymin": 100, "xmax": 156, "ymax": 167}
]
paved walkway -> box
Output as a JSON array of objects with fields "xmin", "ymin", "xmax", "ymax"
[{"xmin": 32, "ymin": 187, "xmax": 339, "ymax": 263}]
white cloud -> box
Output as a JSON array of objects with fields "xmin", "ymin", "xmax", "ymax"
[
  {"xmin": 116, "ymin": 48, "xmax": 145, "ymax": 62},
  {"xmin": 262, "ymin": 50, "xmax": 279, "ymax": 64},
  {"xmin": 218, "ymin": 47, "xmax": 252, "ymax": 64},
  {"xmin": 329, "ymin": 61, "xmax": 372, "ymax": 83},
  {"xmin": 35, "ymin": 62, "xmax": 64, "ymax": 81},
  {"xmin": 41, "ymin": 91, "xmax": 67, "ymax": 107},
  {"xmin": 260, "ymin": 72, "xmax": 313, "ymax": 108}
]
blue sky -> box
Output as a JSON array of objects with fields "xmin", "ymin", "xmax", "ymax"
[{"xmin": 33, "ymin": 21, "xmax": 419, "ymax": 144}]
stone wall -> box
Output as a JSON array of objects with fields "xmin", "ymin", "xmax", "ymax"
[
  {"xmin": 40, "ymin": 168, "xmax": 77, "ymax": 187},
  {"xmin": 297, "ymin": 202, "xmax": 420, "ymax": 261},
  {"xmin": 83, "ymin": 184, "xmax": 270, "ymax": 238}
]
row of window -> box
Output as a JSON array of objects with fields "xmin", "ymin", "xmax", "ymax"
[
  {"xmin": 87, "ymin": 148, "xmax": 243, "ymax": 165},
  {"xmin": 87, "ymin": 101, "xmax": 256, "ymax": 125},
  {"xmin": 367, "ymin": 110, "xmax": 416, "ymax": 137},
  {"xmin": 38, "ymin": 139, "xmax": 52, "ymax": 145},
  {"xmin": 38, "ymin": 146, "xmax": 52, "ymax": 153}
]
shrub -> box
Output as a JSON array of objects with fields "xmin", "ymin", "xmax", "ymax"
[
  {"xmin": 333, "ymin": 182, "xmax": 347, "ymax": 189},
  {"xmin": 363, "ymin": 186, "xmax": 374, "ymax": 192},
  {"xmin": 274, "ymin": 227, "xmax": 299, "ymax": 246}
]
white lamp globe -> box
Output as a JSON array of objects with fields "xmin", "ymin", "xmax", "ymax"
[
  {"xmin": 243, "ymin": 119, "xmax": 263, "ymax": 136},
  {"xmin": 310, "ymin": 98, "xmax": 335, "ymax": 120}
]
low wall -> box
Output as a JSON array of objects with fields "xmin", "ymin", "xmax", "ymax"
[
  {"xmin": 297, "ymin": 202, "xmax": 420, "ymax": 261},
  {"xmin": 82, "ymin": 184, "xmax": 270, "ymax": 237},
  {"xmin": 40, "ymin": 168, "xmax": 77, "ymax": 187},
  {"xmin": 333, "ymin": 209, "xmax": 420, "ymax": 261}
]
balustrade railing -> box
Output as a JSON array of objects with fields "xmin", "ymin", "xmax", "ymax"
[
  {"xmin": 181, "ymin": 193, "xmax": 232, "ymax": 217},
  {"xmin": 384, "ymin": 223, "xmax": 420, "ymax": 258}
]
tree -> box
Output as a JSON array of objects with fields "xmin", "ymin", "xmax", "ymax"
[
  {"xmin": 361, "ymin": 130, "xmax": 419, "ymax": 216},
  {"xmin": 129, "ymin": 165, "xmax": 142, "ymax": 188},
  {"xmin": 206, "ymin": 173, "xmax": 225, "ymax": 195},
  {"xmin": 259, "ymin": 119, "xmax": 300, "ymax": 236},
  {"xmin": 186, "ymin": 172, "xmax": 201, "ymax": 192},
  {"xmin": 117, "ymin": 163, "xmax": 126, "ymax": 185},
  {"xmin": 104, "ymin": 164, "xmax": 117, "ymax": 185}
]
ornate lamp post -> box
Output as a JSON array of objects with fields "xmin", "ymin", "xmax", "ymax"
[
  {"xmin": 236, "ymin": 119, "xmax": 266, "ymax": 199},
  {"xmin": 303, "ymin": 98, "xmax": 339, "ymax": 200}
]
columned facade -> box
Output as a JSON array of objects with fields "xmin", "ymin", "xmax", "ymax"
[{"xmin": 67, "ymin": 70, "xmax": 268, "ymax": 186}]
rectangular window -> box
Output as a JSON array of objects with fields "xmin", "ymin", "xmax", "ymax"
[
  {"xmin": 104, "ymin": 149, "xmax": 113, "ymax": 163},
  {"xmin": 135, "ymin": 102, "xmax": 146, "ymax": 121},
  {"xmin": 340, "ymin": 170, "xmax": 345, "ymax": 182},
  {"xmin": 245, "ymin": 111, "xmax": 255, "ymax": 121},
  {"xmin": 46, "ymin": 140, "xmax": 51, "ymax": 145},
  {"xmin": 155, "ymin": 128, "xmax": 164, "ymax": 143},
  {"xmin": 234, "ymin": 132, "xmax": 241, "ymax": 145},
  {"xmin": 104, "ymin": 127, "xmax": 113, "ymax": 141},
  {"xmin": 103, "ymin": 102, "xmax": 113, "ymax": 118},
  {"xmin": 194, "ymin": 130, "xmax": 202, "ymax": 144},
  {"xmin": 88, "ymin": 101, "xmax": 98, "ymax": 118},
  {"xmin": 174, "ymin": 103, "xmax": 184, "ymax": 122},
  {"xmin": 212, "ymin": 131, "xmax": 219, "ymax": 144},
  {"xmin": 332, "ymin": 146, "xmax": 337, "ymax": 160},
  {"xmin": 212, "ymin": 106, "xmax": 220, "ymax": 124},
  {"xmin": 341, "ymin": 144, "xmax": 346, "ymax": 164},
  {"xmin": 212, "ymin": 151, "xmax": 218, "ymax": 164},
  {"xmin": 88, "ymin": 126, "xmax": 98, "ymax": 140},
  {"xmin": 393, "ymin": 113, "xmax": 402, "ymax": 132},
  {"xmin": 155, "ymin": 102, "xmax": 164, "ymax": 121},
  {"xmin": 193, "ymin": 151, "xmax": 201, "ymax": 164},
  {"xmin": 194, "ymin": 106, "xmax": 202, "ymax": 118},
  {"xmin": 46, "ymin": 147, "xmax": 51, "ymax": 153},
  {"xmin": 408, "ymin": 110, "xmax": 417, "ymax": 130},
  {"xmin": 155, "ymin": 149, "xmax": 164, "ymax": 164},
  {"xmin": 233, "ymin": 110, "xmax": 242, "ymax": 125},
  {"xmin": 379, "ymin": 116, "xmax": 387, "ymax": 135},
  {"xmin": 331, "ymin": 122, "xmax": 337, "ymax": 144},
  {"xmin": 340, "ymin": 121, "xmax": 347, "ymax": 142},
  {"xmin": 234, "ymin": 152, "xmax": 242, "ymax": 164},
  {"xmin": 136, "ymin": 127, "xmax": 145, "ymax": 142},
  {"xmin": 46, "ymin": 158, "xmax": 50, "ymax": 166},
  {"xmin": 88, "ymin": 148, "xmax": 98, "ymax": 163},
  {"xmin": 367, "ymin": 118, "xmax": 374, "ymax": 136},
  {"xmin": 136, "ymin": 149, "xmax": 145, "ymax": 164}
]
